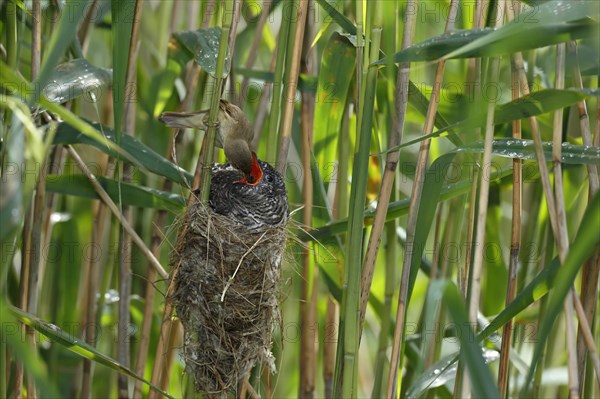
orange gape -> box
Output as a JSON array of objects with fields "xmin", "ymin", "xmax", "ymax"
[{"xmin": 239, "ymin": 152, "xmax": 263, "ymax": 186}]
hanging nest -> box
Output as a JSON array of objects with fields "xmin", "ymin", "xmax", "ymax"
[{"xmin": 169, "ymin": 163, "xmax": 288, "ymax": 398}]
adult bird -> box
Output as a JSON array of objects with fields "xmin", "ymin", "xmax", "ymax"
[{"xmin": 159, "ymin": 100, "xmax": 263, "ymax": 185}]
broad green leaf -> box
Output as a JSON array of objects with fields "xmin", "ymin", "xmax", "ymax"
[
  {"xmin": 54, "ymin": 122, "xmax": 193, "ymax": 186},
  {"xmin": 32, "ymin": 0, "xmax": 89, "ymax": 105},
  {"xmin": 8, "ymin": 305, "xmax": 174, "ymax": 399},
  {"xmin": 443, "ymin": 0, "xmax": 600, "ymax": 60},
  {"xmin": 457, "ymin": 139, "xmax": 600, "ymax": 165},
  {"xmin": 45, "ymin": 175, "xmax": 185, "ymax": 212},
  {"xmin": 494, "ymin": 89, "xmax": 596, "ymax": 124},
  {"xmin": 44, "ymin": 59, "xmax": 112, "ymax": 104},
  {"xmin": 521, "ymin": 191, "xmax": 600, "ymax": 396},
  {"xmin": 314, "ymin": 33, "xmax": 355, "ymax": 185},
  {"xmin": 383, "ymin": 89, "xmax": 594, "ymax": 154},
  {"xmin": 174, "ymin": 27, "xmax": 231, "ymax": 77},
  {"xmin": 375, "ymin": 19, "xmax": 596, "ymax": 64},
  {"xmin": 407, "ymin": 152, "xmax": 463, "ymax": 301},
  {"xmin": 0, "ymin": 61, "xmax": 140, "ymax": 168}
]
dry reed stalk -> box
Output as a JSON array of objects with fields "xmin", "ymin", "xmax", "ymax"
[
  {"xmin": 239, "ymin": 0, "xmax": 272, "ymax": 109},
  {"xmin": 65, "ymin": 146, "xmax": 168, "ymax": 279},
  {"xmin": 299, "ymin": 8, "xmax": 317, "ymax": 395},
  {"xmin": 386, "ymin": 1, "xmax": 460, "ymax": 397},
  {"xmin": 461, "ymin": 55, "xmax": 501, "ymax": 399},
  {"xmin": 505, "ymin": 1, "xmax": 579, "ymax": 393},
  {"xmin": 359, "ymin": 0, "xmax": 417, "ymax": 332},
  {"xmin": 568, "ymin": 39, "xmax": 600, "ymax": 392},
  {"xmin": 276, "ymin": 0, "xmax": 309, "ymax": 173},
  {"xmin": 498, "ymin": 50, "xmax": 523, "ymax": 398},
  {"xmin": 116, "ymin": 3, "xmax": 143, "ymax": 396}
]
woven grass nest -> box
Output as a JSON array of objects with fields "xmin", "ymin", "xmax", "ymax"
[{"xmin": 170, "ymin": 161, "xmax": 288, "ymax": 398}]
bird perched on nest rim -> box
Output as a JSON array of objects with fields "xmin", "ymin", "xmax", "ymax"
[
  {"xmin": 160, "ymin": 100, "xmax": 287, "ymax": 230},
  {"xmin": 159, "ymin": 100, "xmax": 263, "ymax": 185}
]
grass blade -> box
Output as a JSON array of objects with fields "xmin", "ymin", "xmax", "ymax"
[
  {"xmin": 440, "ymin": 281, "xmax": 501, "ymax": 398},
  {"xmin": 442, "ymin": 0, "xmax": 600, "ymax": 60},
  {"xmin": 8, "ymin": 305, "xmax": 174, "ymax": 399},
  {"xmin": 375, "ymin": 19, "xmax": 596, "ymax": 64},
  {"xmin": 54, "ymin": 121, "xmax": 193, "ymax": 185}
]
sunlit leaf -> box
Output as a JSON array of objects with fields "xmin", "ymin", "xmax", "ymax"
[
  {"xmin": 8, "ymin": 305, "xmax": 174, "ymax": 399},
  {"xmin": 32, "ymin": 0, "xmax": 89, "ymax": 105},
  {"xmin": 174, "ymin": 27, "xmax": 231, "ymax": 77},
  {"xmin": 0, "ymin": 61, "xmax": 140, "ymax": 167},
  {"xmin": 443, "ymin": 0, "xmax": 599, "ymax": 60},
  {"xmin": 44, "ymin": 59, "xmax": 112, "ymax": 104},
  {"xmin": 457, "ymin": 139, "xmax": 600, "ymax": 164},
  {"xmin": 151, "ymin": 37, "xmax": 191, "ymax": 118}
]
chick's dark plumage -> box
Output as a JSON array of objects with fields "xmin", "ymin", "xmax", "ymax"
[{"xmin": 208, "ymin": 160, "xmax": 288, "ymax": 230}]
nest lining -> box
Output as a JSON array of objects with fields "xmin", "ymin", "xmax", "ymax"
[{"xmin": 170, "ymin": 200, "xmax": 287, "ymax": 398}]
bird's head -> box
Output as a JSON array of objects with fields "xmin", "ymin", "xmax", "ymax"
[
  {"xmin": 223, "ymin": 141, "xmax": 263, "ymax": 185},
  {"xmin": 209, "ymin": 160, "xmax": 288, "ymax": 229},
  {"xmin": 160, "ymin": 101, "xmax": 260, "ymax": 183}
]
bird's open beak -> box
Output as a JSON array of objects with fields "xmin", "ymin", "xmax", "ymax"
[{"xmin": 239, "ymin": 153, "xmax": 263, "ymax": 186}]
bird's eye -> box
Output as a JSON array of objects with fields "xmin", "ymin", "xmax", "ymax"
[{"xmin": 265, "ymin": 174, "xmax": 273, "ymax": 183}]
